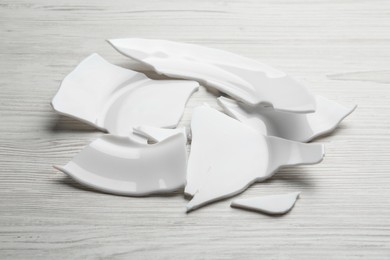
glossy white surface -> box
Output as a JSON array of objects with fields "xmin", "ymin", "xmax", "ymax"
[
  {"xmin": 231, "ymin": 192, "xmax": 301, "ymax": 215},
  {"xmin": 133, "ymin": 125, "xmax": 187, "ymax": 143},
  {"xmin": 54, "ymin": 133, "xmax": 187, "ymax": 196},
  {"xmin": 218, "ymin": 96, "xmax": 356, "ymax": 142},
  {"xmin": 51, "ymin": 53, "xmax": 199, "ymax": 136},
  {"xmin": 185, "ymin": 106, "xmax": 324, "ymax": 211},
  {"xmin": 108, "ymin": 38, "xmax": 316, "ymax": 113}
]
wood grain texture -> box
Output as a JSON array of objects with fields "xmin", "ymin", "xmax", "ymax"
[{"xmin": 0, "ymin": 0, "xmax": 389, "ymax": 259}]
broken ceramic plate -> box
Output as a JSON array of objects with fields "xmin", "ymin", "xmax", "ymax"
[
  {"xmin": 231, "ymin": 192, "xmax": 301, "ymax": 215},
  {"xmin": 108, "ymin": 38, "xmax": 316, "ymax": 113},
  {"xmin": 218, "ymin": 96, "xmax": 356, "ymax": 142},
  {"xmin": 185, "ymin": 105, "xmax": 324, "ymax": 212},
  {"xmin": 51, "ymin": 53, "xmax": 199, "ymax": 136},
  {"xmin": 133, "ymin": 125, "xmax": 187, "ymax": 143},
  {"xmin": 54, "ymin": 133, "xmax": 187, "ymax": 196}
]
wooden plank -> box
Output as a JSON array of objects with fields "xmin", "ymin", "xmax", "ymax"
[{"xmin": 0, "ymin": 0, "xmax": 389, "ymax": 258}]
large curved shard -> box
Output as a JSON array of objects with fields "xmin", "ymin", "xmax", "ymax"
[
  {"xmin": 51, "ymin": 53, "xmax": 199, "ymax": 136},
  {"xmin": 218, "ymin": 96, "xmax": 356, "ymax": 142},
  {"xmin": 108, "ymin": 38, "xmax": 316, "ymax": 113},
  {"xmin": 185, "ymin": 106, "xmax": 324, "ymax": 212},
  {"xmin": 54, "ymin": 133, "xmax": 187, "ymax": 196}
]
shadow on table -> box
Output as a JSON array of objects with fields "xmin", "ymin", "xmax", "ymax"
[{"xmin": 48, "ymin": 114, "xmax": 101, "ymax": 133}]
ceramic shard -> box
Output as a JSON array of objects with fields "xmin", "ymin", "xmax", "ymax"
[
  {"xmin": 231, "ymin": 192, "xmax": 301, "ymax": 215},
  {"xmin": 133, "ymin": 125, "xmax": 187, "ymax": 143},
  {"xmin": 108, "ymin": 38, "xmax": 316, "ymax": 113},
  {"xmin": 51, "ymin": 53, "xmax": 199, "ymax": 136},
  {"xmin": 218, "ymin": 96, "xmax": 356, "ymax": 142},
  {"xmin": 127, "ymin": 131, "xmax": 149, "ymax": 144},
  {"xmin": 54, "ymin": 133, "xmax": 187, "ymax": 196},
  {"xmin": 185, "ymin": 105, "xmax": 324, "ymax": 212}
]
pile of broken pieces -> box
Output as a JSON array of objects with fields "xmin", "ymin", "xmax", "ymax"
[{"xmin": 52, "ymin": 38, "xmax": 356, "ymax": 216}]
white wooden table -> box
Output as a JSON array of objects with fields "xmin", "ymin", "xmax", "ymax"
[{"xmin": 1, "ymin": 0, "xmax": 389, "ymax": 259}]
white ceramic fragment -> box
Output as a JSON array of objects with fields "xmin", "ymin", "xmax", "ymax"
[
  {"xmin": 108, "ymin": 38, "xmax": 316, "ymax": 113},
  {"xmin": 231, "ymin": 192, "xmax": 301, "ymax": 215},
  {"xmin": 51, "ymin": 53, "xmax": 199, "ymax": 136},
  {"xmin": 133, "ymin": 125, "xmax": 187, "ymax": 143},
  {"xmin": 185, "ymin": 105, "xmax": 324, "ymax": 212},
  {"xmin": 218, "ymin": 96, "xmax": 357, "ymax": 142},
  {"xmin": 54, "ymin": 133, "xmax": 187, "ymax": 196},
  {"xmin": 127, "ymin": 130, "xmax": 149, "ymax": 144}
]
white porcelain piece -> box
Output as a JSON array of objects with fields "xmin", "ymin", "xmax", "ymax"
[
  {"xmin": 54, "ymin": 133, "xmax": 187, "ymax": 196},
  {"xmin": 51, "ymin": 53, "xmax": 199, "ymax": 136},
  {"xmin": 231, "ymin": 192, "xmax": 301, "ymax": 215},
  {"xmin": 133, "ymin": 125, "xmax": 187, "ymax": 143},
  {"xmin": 108, "ymin": 38, "xmax": 316, "ymax": 113},
  {"xmin": 185, "ymin": 105, "xmax": 324, "ymax": 212},
  {"xmin": 218, "ymin": 96, "xmax": 356, "ymax": 142},
  {"xmin": 127, "ymin": 130, "xmax": 149, "ymax": 144}
]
